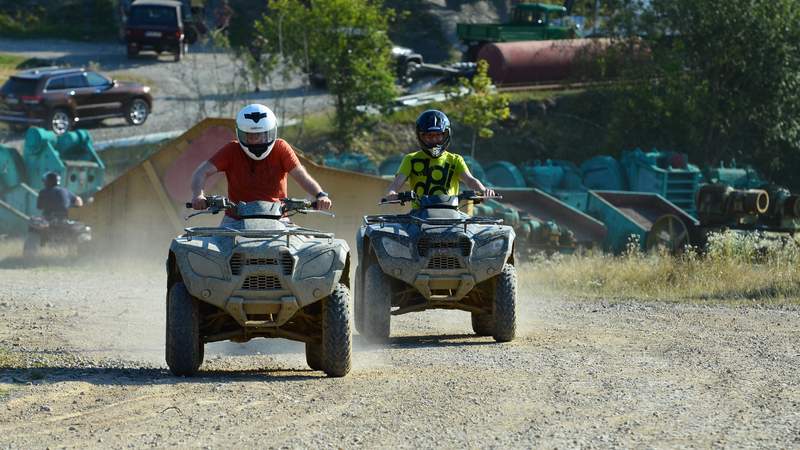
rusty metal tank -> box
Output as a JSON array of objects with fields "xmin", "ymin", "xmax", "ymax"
[{"xmin": 476, "ymin": 38, "xmax": 611, "ymax": 85}]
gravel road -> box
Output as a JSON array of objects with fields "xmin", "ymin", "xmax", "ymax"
[
  {"xmin": 1, "ymin": 249, "xmax": 799, "ymax": 449},
  {"xmin": 0, "ymin": 38, "xmax": 330, "ymax": 145}
]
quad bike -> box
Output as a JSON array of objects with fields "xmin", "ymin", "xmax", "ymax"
[
  {"xmin": 23, "ymin": 216, "xmax": 92, "ymax": 259},
  {"xmin": 165, "ymin": 196, "xmax": 352, "ymax": 377},
  {"xmin": 355, "ymin": 191, "xmax": 517, "ymax": 343}
]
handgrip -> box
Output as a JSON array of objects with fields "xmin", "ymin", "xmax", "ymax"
[{"xmin": 185, "ymin": 202, "xmax": 192, "ymax": 208}]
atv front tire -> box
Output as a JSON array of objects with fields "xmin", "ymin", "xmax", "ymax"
[
  {"xmin": 471, "ymin": 312, "xmax": 494, "ymax": 336},
  {"xmin": 23, "ymin": 233, "xmax": 41, "ymax": 259},
  {"xmin": 362, "ymin": 263, "xmax": 392, "ymax": 342},
  {"xmin": 166, "ymin": 282, "xmax": 204, "ymax": 376},
  {"xmin": 492, "ymin": 264, "xmax": 517, "ymax": 342},
  {"xmin": 319, "ymin": 283, "xmax": 352, "ymax": 377},
  {"xmin": 353, "ymin": 265, "xmax": 365, "ymax": 334},
  {"xmin": 305, "ymin": 342, "xmax": 322, "ymax": 371}
]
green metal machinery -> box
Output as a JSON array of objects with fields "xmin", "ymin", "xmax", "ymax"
[
  {"xmin": 457, "ymin": 1, "xmax": 577, "ymax": 60},
  {"xmin": 695, "ymin": 163, "xmax": 800, "ymax": 239},
  {"xmin": 0, "ymin": 127, "xmax": 105, "ymax": 236}
]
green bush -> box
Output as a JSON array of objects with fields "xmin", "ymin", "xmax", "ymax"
[{"xmin": 0, "ymin": 0, "xmax": 118, "ymax": 40}]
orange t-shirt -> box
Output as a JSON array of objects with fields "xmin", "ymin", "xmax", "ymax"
[{"xmin": 209, "ymin": 139, "xmax": 301, "ymax": 207}]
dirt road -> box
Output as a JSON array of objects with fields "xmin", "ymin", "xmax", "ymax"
[{"xmin": 1, "ymin": 252, "xmax": 799, "ymax": 448}]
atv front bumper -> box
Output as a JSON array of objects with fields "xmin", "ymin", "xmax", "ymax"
[{"xmin": 412, "ymin": 273, "xmax": 476, "ymax": 301}]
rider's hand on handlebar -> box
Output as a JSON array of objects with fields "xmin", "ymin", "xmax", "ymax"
[
  {"xmin": 191, "ymin": 194, "xmax": 208, "ymax": 210},
  {"xmin": 316, "ymin": 196, "xmax": 332, "ymax": 211},
  {"xmin": 483, "ymin": 188, "xmax": 497, "ymax": 197},
  {"xmin": 385, "ymin": 191, "xmax": 399, "ymax": 202}
]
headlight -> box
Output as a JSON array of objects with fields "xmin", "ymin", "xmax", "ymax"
[
  {"xmin": 299, "ymin": 250, "xmax": 335, "ymax": 279},
  {"xmin": 473, "ymin": 238, "xmax": 506, "ymax": 259},
  {"xmin": 382, "ymin": 237, "xmax": 412, "ymax": 259}
]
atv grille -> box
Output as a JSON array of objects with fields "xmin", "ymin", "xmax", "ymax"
[
  {"xmin": 247, "ymin": 257, "xmax": 278, "ymax": 265},
  {"xmin": 427, "ymin": 255, "xmax": 463, "ymax": 270},
  {"xmin": 230, "ymin": 254, "xmax": 279, "ymax": 275},
  {"xmin": 241, "ymin": 275, "xmax": 282, "ymax": 290},
  {"xmin": 280, "ymin": 251, "xmax": 294, "ymax": 276},
  {"xmin": 417, "ymin": 237, "xmax": 429, "ymax": 256},
  {"xmin": 230, "ymin": 253, "xmax": 243, "ymax": 275},
  {"xmin": 417, "ymin": 238, "xmax": 471, "ymax": 257},
  {"xmin": 458, "ymin": 237, "xmax": 472, "ymax": 256}
]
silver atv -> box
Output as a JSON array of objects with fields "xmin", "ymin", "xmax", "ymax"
[
  {"xmin": 166, "ymin": 196, "xmax": 352, "ymax": 377},
  {"xmin": 355, "ymin": 191, "xmax": 517, "ymax": 343}
]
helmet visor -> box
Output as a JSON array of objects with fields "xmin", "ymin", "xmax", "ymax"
[
  {"xmin": 237, "ymin": 127, "xmax": 277, "ymax": 147},
  {"xmin": 419, "ymin": 131, "xmax": 445, "ymax": 147}
]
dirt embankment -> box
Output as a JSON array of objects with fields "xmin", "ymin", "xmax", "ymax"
[{"xmin": 1, "ymin": 253, "xmax": 799, "ymax": 448}]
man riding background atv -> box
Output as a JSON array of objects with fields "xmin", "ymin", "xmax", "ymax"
[
  {"xmin": 37, "ymin": 171, "xmax": 84, "ymax": 219},
  {"xmin": 25, "ymin": 171, "xmax": 91, "ymax": 258},
  {"xmin": 190, "ymin": 103, "xmax": 332, "ymax": 221}
]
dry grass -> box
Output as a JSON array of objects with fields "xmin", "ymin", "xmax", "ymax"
[{"xmin": 519, "ymin": 231, "xmax": 800, "ymax": 303}]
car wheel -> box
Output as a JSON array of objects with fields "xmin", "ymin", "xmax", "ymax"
[
  {"xmin": 492, "ymin": 264, "xmax": 517, "ymax": 342},
  {"xmin": 49, "ymin": 109, "xmax": 72, "ymax": 135},
  {"xmin": 126, "ymin": 98, "xmax": 149, "ymax": 126},
  {"xmin": 319, "ymin": 283, "xmax": 352, "ymax": 377},
  {"xmin": 165, "ymin": 282, "xmax": 204, "ymax": 376},
  {"xmin": 362, "ymin": 263, "xmax": 392, "ymax": 342}
]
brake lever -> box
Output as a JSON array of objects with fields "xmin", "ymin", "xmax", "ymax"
[
  {"xmin": 301, "ymin": 209, "xmax": 336, "ymax": 218},
  {"xmin": 379, "ymin": 200, "xmax": 402, "ymax": 206},
  {"xmin": 185, "ymin": 210, "xmax": 211, "ymax": 220}
]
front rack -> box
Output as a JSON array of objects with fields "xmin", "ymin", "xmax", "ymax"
[
  {"xmin": 184, "ymin": 226, "xmax": 334, "ymax": 240},
  {"xmin": 364, "ymin": 215, "xmax": 503, "ymax": 226}
]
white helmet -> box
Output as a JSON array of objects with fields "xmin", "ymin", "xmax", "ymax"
[{"xmin": 235, "ymin": 104, "xmax": 278, "ymax": 160}]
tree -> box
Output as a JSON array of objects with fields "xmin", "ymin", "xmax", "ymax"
[
  {"xmin": 447, "ymin": 59, "xmax": 510, "ymax": 158},
  {"xmin": 253, "ymin": 0, "xmax": 397, "ymax": 149},
  {"xmin": 601, "ymin": 0, "xmax": 800, "ymax": 183}
]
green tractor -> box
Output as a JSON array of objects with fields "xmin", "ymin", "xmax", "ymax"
[{"xmin": 457, "ymin": 1, "xmax": 577, "ymax": 60}]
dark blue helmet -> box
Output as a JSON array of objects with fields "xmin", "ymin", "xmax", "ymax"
[
  {"xmin": 415, "ymin": 109, "xmax": 451, "ymax": 158},
  {"xmin": 43, "ymin": 171, "xmax": 61, "ymax": 188}
]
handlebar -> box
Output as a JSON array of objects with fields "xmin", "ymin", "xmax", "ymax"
[
  {"xmin": 380, "ymin": 191, "xmax": 417, "ymax": 205},
  {"xmin": 185, "ymin": 196, "xmax": 334, "ymax": 219},
  {"xmin": 380, "ymin": 190, "xmax": 502, "ymax": 206}
]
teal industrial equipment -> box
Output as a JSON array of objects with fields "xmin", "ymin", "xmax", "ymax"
[
  {"xmin": 492, "ymin": 188, "xmax": 607, "ymax": 254},
  {"xmin": 23, "ymin": 127, "xmax": 105, "ymax": 197},
  {"xmin": 585, "ymin": 190, "xmax": 698, "ymax": 254},
  {"xmin": 620, "ymin": 148, "xmax": 702, "ymax": 217},
  {"xmin": 703, "ymin": 161, "xmax": 767, "ymax": 190},
  {"xmin": 0, "ymin": 127, "xmax": 105, "ymax": 236},
  {"xmin": 323, "ymin": 152, "xmax": 378, "ymax": 175},
  {"xmin": 0, "ymin": 145, "xmax": 38, "ymax": 235},
  {"xmin": 521, "ymin": 160, "xmax": 588, "ymax": 210},
  {"xmin": 485, "ymin": 160, "xmax": 527, "ymax": 188},
  {"xmin": 580, "ymin": 155, "xmax": 627, "ymax": 191},
  {"xmin": 697, "ymin": 162, "xmax": 800, "ymax": 233}
]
